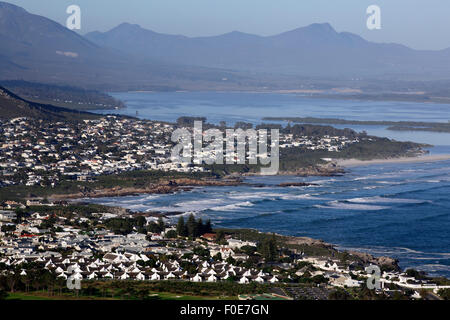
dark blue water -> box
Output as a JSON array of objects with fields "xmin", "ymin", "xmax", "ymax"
[{"xmin": 90, "ymin": 92, "xmax": 450, "ymax": 277}]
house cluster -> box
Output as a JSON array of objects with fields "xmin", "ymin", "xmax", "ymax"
[
  {"xmin": 279, "ymin": 134, "xmax": 360, "ymax": 152},
  {"xmin": 0, "ymin": 252, "xmax": 280, "ymax": 284},
  {"xmin": 0, "ymin": 116, "xmax": 206, "ymax": 187},
  {"xmin": 0, "ymin": 116, "xmax": 363, "ymax": 188},
  {"xmin": 295, "ymin": 256, "xmax": 450, "ymax": 294},
  {"xmin": 0, "ymin": 206, "xmax": 284, "ymax": 284},
  {"xmin": 1, "ymin": 205, "xmax": 449, "ymax": 297}
]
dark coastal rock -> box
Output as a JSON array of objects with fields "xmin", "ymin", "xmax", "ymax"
[
  {"xmin": 278, "ymin": 182, "xmax": 318, "ymax": 187},
  {"xmin": 258, "ymin": 164, "xmax": 346, "ymax": 177},
  {"xmin": 48, "ymin": 178, "xmax": 243, "ymax": 200},
  {"xmin": 284, "ymin": 235, "xmax": 334, "ymax": 248},
  {"xmin": 348, "ymin": 250, "xmax": 400, "ymax": 271}
]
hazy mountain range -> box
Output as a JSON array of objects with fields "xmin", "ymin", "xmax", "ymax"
[
  {"xmin": 0, "ymin": 2, "xmax": 242, "ymax": 91},
  {"xmin": 86, "ymin": 22, "xmax": 450, "ymax": 78},
  {"xmin": 2, "ymin": 1, "xmax": 450, "ymax": 91}
]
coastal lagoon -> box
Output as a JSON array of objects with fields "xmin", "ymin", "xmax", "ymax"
[
  {"xmin": 104, "ymin": 91, "xmax": 450, "ymax": 147},
  {"xmin": 91, "ymin": 92, "xmax": 450, "ymax": 277}
]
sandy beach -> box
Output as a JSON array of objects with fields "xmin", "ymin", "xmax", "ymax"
[{"xmin": 335, "ymin": 154, "xmax": 450, "ymax": 167}]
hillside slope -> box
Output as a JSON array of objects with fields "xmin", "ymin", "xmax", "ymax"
[
  {"xmin": 0, "ymin": 86, "xmax": 100, "ymax": 121},
  {"xmin": 0, "ymin": 2, "xmax": 245, "ymax": 91}
]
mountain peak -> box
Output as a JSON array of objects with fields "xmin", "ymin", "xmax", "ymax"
[
  {"xmin": 115, "ymin": 22, "xmax": 142, "ymax": 30},
  {"xmin": 289, "ymin": 22, "xmax": 338, "ymax": 35},
  {"xmin": 108, "ymin": 22, "xmax": 146, "ymax": 34},
  {"xmin": 307, "ymin": 22, "xmax": 335, "ymax": 31},
  {"xmin": 270, "ymin": 22, "xmax": 346, "ymax": 45},
  {"xmin": 107, "ymin": 22, "xmax": 162, "ymax": 36},
  {"xmin": 215, "ymin": 30, "xmax": 261, "ymax": 39}
]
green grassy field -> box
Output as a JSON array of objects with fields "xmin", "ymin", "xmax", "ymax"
[{"xmin": 5, "ymin": 291, "xmax": 236, "ymax": 301}]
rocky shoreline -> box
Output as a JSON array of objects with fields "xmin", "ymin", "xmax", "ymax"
[
  {"xmin": 240, "ymin": 164, "xmax": 345, "ymax": 177},
  {"xmin": 48, "ymin": 165, "xmax": 344, "ymax": 201},
  {"xmin": 279, "ymin": 234, "xmax": 400, "ymax": 271},
  {"xmin": 49, "ymin": 177, "xmax": 243, "ymax": 200}
]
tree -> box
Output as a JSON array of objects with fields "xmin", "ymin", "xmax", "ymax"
[
  {"xmin": 340, "ymin": 252, "xmax": 350, "ymax": 264},
  {"xmin": 204, "ymin": 220, "xmax": 212, "ymax": 233},
  {"xmin": 176, "ymin": 217, "xmax": 188, "ymax": 237},
  {"xmin": 193, "ymin": 246, "xmax": 210, "ymax": 259},
  {"xmin": 213, "ymin": 253, "xmax": 222, "ymax": 261},
  {"xmin": 259, "ymin": 234, "xmax": 277, "ymax": 262},
  {"xmin": 438, "ymin": 288, "xmax": 450, "ymax": 300},
  {"xmin": 5, "ymin": 268, "xmax": 21, "ymax": 293},
  {"xmin": 157, "ymin": 217, "xmax": 165, "ymax": 232},
  {"xmin": 240, "ymin": 245, "xmax": 257, "ymax": 256},
  {"xmin": 226, "ymin": 256, "xmax": 236, "ymax": 265},
  {"xmin": 147, "ymin": 222, "xmax": 161, "ymax": 234},
  {"xmin": 186, "ymin": 214, "xmax": 198, "ymax": 238},
  {"xmin": 215, "ymin": 230, "xmax": 225, "ymax": 243},
  {"xmin": 136, "ymin": 216, "xmax": 146, "ymax": 228},
  {"xmin": 1, "ymin": 224, "xmax": 16, "ymax": 233},
  {"xmin": 197, "ymin": 218, "xmax": 204, "ymax": 235},
  {"xmin": 165, "ymin": 230, "xmax": 177, "ymax": 239}
]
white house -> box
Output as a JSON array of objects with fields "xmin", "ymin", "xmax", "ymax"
[
  {"xmin": 191, "ymin": 273, "xmax": 203, "ymax": 282},
  {"xmin": 239, "ymin": 276, "xmax": 250, "ymax": 284}
]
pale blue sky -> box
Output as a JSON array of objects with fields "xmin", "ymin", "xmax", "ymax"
[{"xmin": 5, "ymin": 0, "xmax": 450, "ymax": 50}]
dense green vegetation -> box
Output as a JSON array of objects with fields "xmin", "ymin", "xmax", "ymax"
[
  {"xmin": 438, "ymin": 288, "xmax": 450, "ymax": 300},
  {"xmin": 177, "ymin": 215, "xmax": 213, "ymax": 238},
  {"xmin": 263, "ymin": 116, "xmax": 450, "ymax": 133}
]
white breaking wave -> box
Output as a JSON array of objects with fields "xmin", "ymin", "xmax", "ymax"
[
  {"xmin": 309, "ymin": 178, "xmax": 335, "ymax": 184},
  {"xmin": 126, "ymin": 204, "xmax": 154, "ymax": 210},
  {"xmin": 414, "ymin": 264, "xmax": 450, "ymax": 274},
  {"xmin": 315, "ymin": 200, "xmax": 389, "ymax": 211},
  {"xmin": 338, "ymin": 245, "xmax": 450, "ymax": 258},
  {"xmin": 347, "ymin": 196, "xmax": 426, "ymax": 204},
  {"xmin": 228, "ymin": 192, "xmax": 284, "ymax": 200},
  {"xmin": 210, "ymin": 201, "xmax": 254, "ymax": 211},
  {"xmin": 281, "ymin": 193, "xmax": 325, "ymax": 200},
  {"xmin": 167, "ymin": 198, "xmax": 228, "ymax": 212},
  {"xmin": 143, "ymin": 205, "xmax": 184, "ymax": 212}
]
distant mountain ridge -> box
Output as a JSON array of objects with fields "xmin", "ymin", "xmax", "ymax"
[
  {"xmin": 85, "ymin": 22, "xmax": 450, "ymax": 78},
  {"xmin": 0, "ymin": 2, "xmax": 242, "ymax": 91}
]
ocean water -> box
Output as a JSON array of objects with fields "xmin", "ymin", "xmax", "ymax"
[{"xmin": 90, "ymin": 92, "xmax": 450, "ymax": 277}]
